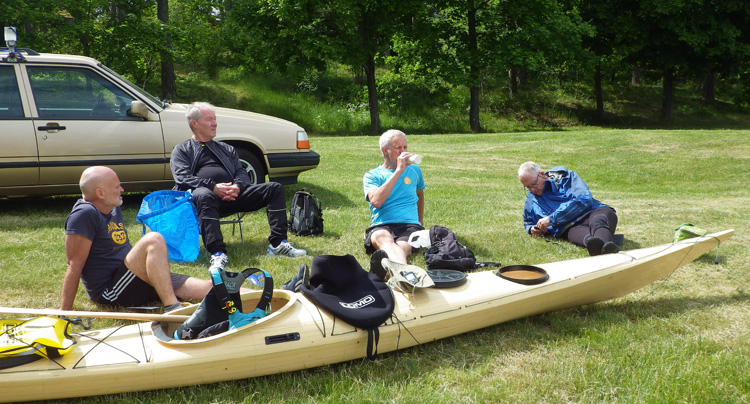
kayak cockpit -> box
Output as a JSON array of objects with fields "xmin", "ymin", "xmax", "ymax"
[{"xmin": 151, "ymin": 290, "xmax": 297, "ymax": 345}]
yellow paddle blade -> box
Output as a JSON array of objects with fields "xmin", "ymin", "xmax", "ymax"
[{"xmin": 0, "ymin": 316, "xmax": 75, "ymax": 359}]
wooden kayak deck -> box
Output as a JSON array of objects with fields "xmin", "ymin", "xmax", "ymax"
[{"xmin": 0, "ymin": 230, "xmax": 732, "ymax": 403}]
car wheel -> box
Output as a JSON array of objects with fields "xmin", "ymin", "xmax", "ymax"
[{"xmin": 236, "ymin": 148, "xmax": 266, "ymax": 185}]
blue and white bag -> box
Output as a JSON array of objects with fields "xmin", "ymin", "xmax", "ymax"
[{"xmin": 136, "ymin": 190, "xmax": 200, "ymax": 262}]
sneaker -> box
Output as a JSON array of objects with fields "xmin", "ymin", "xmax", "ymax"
[
  {"xmin": 209, "ymin": 252, "xmax": 228, "ymax": 271},
  {"xmin": 267, "ymin": 241, "xmax": 307, "ymax": 257},
  {"xmin": 282, "ymin": 264, "xmax": 309, "ymax": 292},
  {"xmin": 163, "ymin": 302, "xmax": 183, "ymax": 313},
  {"xmin": 369, "ymin": 250, "xmax": 389, "ymax": 281},
  {"xmin": 584, "ymin": 235, "xmax": 604, "ymax": 256},
  {"xmin": 601, "ymin": 241, "xmax": 620, "ymax": 255}
]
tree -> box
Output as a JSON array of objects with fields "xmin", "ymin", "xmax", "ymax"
[
  {"xmin": 168, "ymin": 0, "xmax": 226, "ymax": 78},
  {"xmin": 157, "ymin": 0, "xmax": 177, "ymax": 100},
  {"xmin": 223, "ymin": 0, "xmax": 420, "ymax": 135},
  {"xmin": 2, "ymin": 1, "xmax": 172, "ymax": 92},
  {"xmin": 577, "ymin": 0, "xmax": 627, "ymax": 123},
  {"xmin": 395, "ymin": 0, "xmax": 589, "ymax": 132},
  {"xmin": 602, "ymin": 0, "xmax": 750, "ymax": 122}
]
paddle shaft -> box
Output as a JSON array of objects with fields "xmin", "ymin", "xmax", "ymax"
[{"xmin": 0, "ymin": 307, "xmax": 189, "ymax": 323}]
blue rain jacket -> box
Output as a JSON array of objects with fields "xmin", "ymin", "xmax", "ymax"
[{"xmin": 522, "ymin": 166, "xmax": 608, "ymax": 237}]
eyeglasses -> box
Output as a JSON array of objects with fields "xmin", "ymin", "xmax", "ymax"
[{"xmin": 522, "ymin": 173, "xmax": 544, "ymax": 191}]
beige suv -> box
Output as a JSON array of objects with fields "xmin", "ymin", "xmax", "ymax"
[{"xmin": 0, "ymin": 28, "xmax": 319, "ymax": 198}]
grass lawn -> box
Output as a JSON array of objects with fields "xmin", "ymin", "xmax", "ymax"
[{"xmin": 1, "ymin": 128, "xmax": 748, "ymax": 403}]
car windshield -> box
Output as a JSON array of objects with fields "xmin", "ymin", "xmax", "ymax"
[{"xmin": 99, "ymin": 63, "xmax": 165, "ymax": 108}]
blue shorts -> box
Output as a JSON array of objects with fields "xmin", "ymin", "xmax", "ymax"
[
  {"xmin": 364, "ymin": 223, "xmax": 424, "ymax": 255},
  {"xmin": 94, "ymin": 263, "xmax": 189, "ymax": 307}
]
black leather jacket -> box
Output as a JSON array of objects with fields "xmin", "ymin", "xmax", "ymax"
[{"xmin": 170, "ymin": 138, "xmax": 252, "ymax": 193}]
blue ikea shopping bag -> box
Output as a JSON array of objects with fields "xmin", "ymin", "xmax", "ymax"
[{"xmin": 136, "ymin": 190, "xmax": 200, "ymax": 262}]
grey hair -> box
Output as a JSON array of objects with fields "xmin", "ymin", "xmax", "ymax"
[
  {"xmin": 518, "ymin": 161, "xmax": 542, "ymax": 179},
  {"xmin": 379, "ymin": 129, "xmax": 406, "ymax": 149},
  {"xmin": 185, "ymin": 102, "xmax": 215, "ymax": 125}
]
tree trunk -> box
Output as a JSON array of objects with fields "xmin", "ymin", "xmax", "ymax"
[
  {"xmin": 158, "ymin": 0, "xmax": 178, "ymax": 101},
  {"xmin": 80, "ymin": 37, "xmax": 91, "ymax": 57},
  {"xmin": 594, "ymin": 61, "xmax": 604, "ymax": 122},
  {"xmin": 508, "ymin": 67, "xmax": 525, "ymax": 99},
  {"xmin": 467, "ymin": 0, "xmax": 482, "ymax": 132},
  {"xmin": 358, "ymin": 6, "xmax": 380, "ymax": 135},
  {"xmin": 469, "ymin": 86, "xmax": 481, "ymax": 132},
  {"xmin": 508, "ymin": 67, "xmax": 518, "ymax": 99},
  {"xmin": 660, "ymin": 68, "xmax": 674, "ymax": 123},
  {"xmin": 110, "ymin": 2, "xmax": 126, "ymax": 22},
  {"xmin": 363, "ymin": 55, "xmax": 381, "ymax": 135},
  {"xmin": 702, "ymin": 71, "xmax": 716, "ymax": 102},
  {"xmin": 631, "ymin": 67, "xmax": 640, "ymax": 86}
]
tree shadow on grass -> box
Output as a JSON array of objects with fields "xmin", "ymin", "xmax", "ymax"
[
  {"xmin": 0, "ymin": 179, "xmax": 359, "ymax": 233},
  {"xmin": 0, "ymin": 193, "xmax": 148, "ymax": 231},
  {"xmin": 282, "ymin": 181, "xmax": 358, "ymax": 210},
  {"xmin": 463, "ymin": 234, "xmax": 643, "ymax": 265}
]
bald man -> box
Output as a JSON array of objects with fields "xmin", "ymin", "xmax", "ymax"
[{"xmin": 61, "ymin": 166, "xmax": 212, "ymax": 312}]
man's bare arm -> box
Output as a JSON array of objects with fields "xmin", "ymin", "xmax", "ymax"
[{"xmin": 60, "ymin": 234, "xmax": 92, "ymax": 310}]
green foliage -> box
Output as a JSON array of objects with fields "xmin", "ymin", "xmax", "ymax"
[
  {"xmin": 4, "ymin": 0, "xmax": 749, "ymax": 130},
  {"xmin": 169, "ymin": 65, "xmax": 750, "ymax": 134},
  {"xmin": 2, "ymin": 0, "xmax": 167, "ymax": 86}
]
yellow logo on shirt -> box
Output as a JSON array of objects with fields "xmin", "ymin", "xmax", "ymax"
[
  {"xmin": 108, "ymin": 222, "xmax": 127, "ymax": 245},
  {"xmin": 112, "ymin": 230, "xmax": 127, "ymax": 245},
  {"xmin": 404, "ymin": 176, "xmax": 412, "ymax": 185}
]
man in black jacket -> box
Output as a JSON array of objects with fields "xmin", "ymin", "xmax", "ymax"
[{"xmin": 170, "ymin": 102, "xmax": 306, "ymax": 270}]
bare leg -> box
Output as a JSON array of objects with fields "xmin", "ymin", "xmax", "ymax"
[
  {"xmin": 123, "ymin": 232, "xmax": 179, "ymax": 306},
  {"xmin": 175, "ymin": 277, "xmax": 213, "ymax": 300},
  {"xmin": 396, "ymin": 240, "xmax": 414, "ymax": 261},
  {"xmin": 370, "ymin": 229, "xmax": 409, "ymax": 264}
]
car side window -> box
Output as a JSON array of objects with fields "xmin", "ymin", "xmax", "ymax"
[
  {"xmin": 27, "ymin": 66, "xmax": 140, "ymax": 120},
  {"xmin": 0, "ymin": 66, "xmax": 24, "ymax": 119}
]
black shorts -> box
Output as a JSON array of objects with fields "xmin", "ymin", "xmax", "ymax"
[
  {"xmin": 95, "ymin": 263, "xmax": 189, "ymax": 307},
  {"xmin": 364, "ymin": 223, "xmax": 425, "ymax": 255}
]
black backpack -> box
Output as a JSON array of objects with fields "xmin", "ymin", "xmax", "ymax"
[
  {"xmin": 423, "ymin": 225, "xmax": 477, "ymax": 271},
  {"xmin": 288, "ymin": 188, "xmax": 324, "ymax": 236}
]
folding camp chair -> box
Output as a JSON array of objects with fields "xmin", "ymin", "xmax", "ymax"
[{"xmin": 220, "ymin": 213, "xmax": 247, "ymax": 243}]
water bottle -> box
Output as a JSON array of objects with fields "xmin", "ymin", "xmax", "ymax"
[
  {"xmin": 407, "ymin": 154, "xmax": 422, "ymax": 165},
  {"xmin": 248, "ymin": 272, "xmax": 265, "ymax": 286}
]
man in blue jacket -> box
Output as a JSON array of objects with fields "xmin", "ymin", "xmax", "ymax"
[{"xmin": 517, "ymin": 161, "xmax": 619, "ymax": 256}]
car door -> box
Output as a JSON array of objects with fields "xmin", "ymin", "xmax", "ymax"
[
  {"xmin": 23, "ymin": 65, "xmax": 167, "ymax": 186},
  {"xmin": 0, "ymin": 64, "xmax": 38, "ymax": 188}
]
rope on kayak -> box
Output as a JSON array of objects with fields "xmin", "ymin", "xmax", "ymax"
[
  {"xmin": 303, "ymin": 300, "xmax": 327, "ymax": 338},
  {"xmin": 636, "ymin": 234, "xmax": 725, "ymax": 302},
  {"xmin": 72, "ymin": 325, "xmax": 141, "ymax": 369},
  {"xmin": 136, "ymin": 323, "xmax": 151, "ymax": 363},
  {"xmin": 390, "ymin": 314, "xmax": 420, "ymax": 350}
]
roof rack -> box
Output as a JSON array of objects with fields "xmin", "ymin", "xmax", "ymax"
[{"xmin": 0, "ymin": 47, "xmax": 40, "ymax": 56}]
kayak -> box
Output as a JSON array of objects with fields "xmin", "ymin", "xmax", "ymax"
[{"xmin": 0, "ymin": 230, "xmax": 733, "ymax": 403}]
